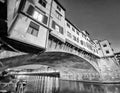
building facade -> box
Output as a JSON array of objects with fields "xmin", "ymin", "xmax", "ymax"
[
  {"xmin": 93, "ymin": 40, "xmax": 114, "ymax": 57},
  {"xmin": 7, "ymin": 0, "xmax": 53, "ymax": 51},
  {"xmin": 65, "ymin": 19, "xmax": 99, "ymax": 57},
  {"xmin": 0, "ymin": 0, "xmax": 116, "ymax": 58},
  {"xmin": 50, "ymin": 0, "xmax": 66, "ymax": 42},
  {"xmin": 99, "ymin": 40, "xmax": 114, "ymax": 57}
]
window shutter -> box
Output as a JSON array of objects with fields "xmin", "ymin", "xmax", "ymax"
[
  {"xmin": 59, "ymin": 26, "xmax": 64, "ymax": 34},
  {"xmin": 43, "ymin": 15, "xmax": 48, "ymax": 25},
  {"xmin": 52, "ymin": 21, "xmax": 55, "ymax": 29},
  {"xmin": 27, "ymin": 5, "xmax": 34, "ymax": 16},
  {"xmin": 81, "ymin": 40, "xmax": 83, "ymax": 45},
  {"xmin": 30, "ymin": 22, "xmax": 39, "ymax": 31}
]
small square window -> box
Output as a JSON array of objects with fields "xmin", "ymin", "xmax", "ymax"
[
  {"xmin": 72, "ymin": 28, "xmax": 75, "ymax": 32},
  {"xmin": 73, "ymin": 35, "xmax": 76, "ymax": 41},
  {"xmin": 56, "ymin": 11, "xmax": 62, "ymax": 20},
  {"xmin": 38, "ymin": 0, "xmax": 47, "ymax": 8},
  {"xmin": 67, "ymin": 23, "xmax": 70, "ymax": 28},
  {"xmin": 52, "ymin": 21, "xmax": 55, "ymax": 29},
  {"xmin": 103, "ymin": 44, "xmax": 107, "ymax": 47},
  {"xmin": 67, "ymin": 31, "xmax": 72, "ymax": 38},
  {"xmin": 77, "ymin": 37, "xmax": 79, "ymax": 43},
  {"xmin": 27, "ymin": 22, "xmax": 39, "ymax": 37},
  {"xmin": 76, "ymin": 31, "xmax": 79, "ymax": 35},
  {"xmin": 27, "ymin": 5, "xmax": 34, "ymax": 16},
  {"xmin": 52, "ymin": 21, "xmax": 63, "ymax": 35},
  {"xmin": 106, "ymin": 50, "xmax": 110, "ymax": 54},
  {"xmin": 80, "ymin": 40, "xmax": 83, "ymax": 45},
  {"xmin": 57, "ymin": 5, "xmax": 61, "ymax": 12},
  {"xmin": 59, "ymin": 26, "xmax": 64, "ymax": 34}
]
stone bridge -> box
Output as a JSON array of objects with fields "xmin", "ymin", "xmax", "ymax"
[
  {"xmin": 0, "ymin": 35, "xmax": 120, "ymax": 76},
  {"xmin": 0, "ymin": 36, "xmax": 101, "ymax": 74}
]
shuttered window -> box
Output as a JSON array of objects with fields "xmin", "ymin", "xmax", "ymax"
[
  {"xmin": 57, "ymin": 5, "xmax": 61, "ymax": 12},
  {"xmin": 38, "ymin": 0, "xmax": 47, "ymax": 8},
  {"xmin": 67, "ymin": 23, "xmax": 70, "ymax": 28},
  {"xmin": 59, "ymin": 26, "xmax": 63, "ymax": 34},
  {"xmin": 27, "ymin": 22, "xmax": 39, "ymax": 37},
  {"xmin": 73, "ymin": 35, "xmax": 76, "ymax": 41},
  {"xmin": 52, "ymin": 21, "xmax": 64, "ymax": 35},
  {"xmin": 27, "ymin": 5, "xmax": 48, "ymax": 25},
  {"xmin": 43, "ymin": 15, "xmax": 48, "ymax": 25},
  {"xmin": 80, "ymin": 40, "xmax": 83, "ymax": 45},
  {"xmin": 38, "ymin": 0, "xmax": 47, "ymax": 7},
  {"xmin": 27, "ymin": 5, "xmax": 34, "ymax": 16},
  {"xmin": 52, "ymin": 21, "xmax": 55, "ymax": 29},
  {"xmin": 56, "ymin": 11, "xmax": 62, "ymax": 20},
  {"xmin": 106, "ymin": 50, "xmax": 110, "ymax": 54},
  {"xmin": 77, "ymin": 37, "xmax": 79, "ymax": 43},
  {"xmin": 67, "ymin": 31, "xmax": 72, "ymax": 38}
]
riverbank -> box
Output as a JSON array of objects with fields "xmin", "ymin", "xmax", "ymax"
[{"xmin": 60, "ymin": 78, "xmax": 120, "ymax": 84}]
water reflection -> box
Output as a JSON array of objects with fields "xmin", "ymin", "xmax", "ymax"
[
  {"xmin": 60, "ymin": 80, "xmax": 120, "ymax": 93},
  {"xmin": 17, "ymin": 75, "xmax": 59, "ymax": 93},
  {"xmin": 17, "ymin": 75, "xmax": 120, "ymax": 93}
]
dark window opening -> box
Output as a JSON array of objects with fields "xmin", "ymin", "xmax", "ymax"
[
  {"xmin": 72, "ymin": 28, "xmax": 75, "ymax": 32},
  {"xmin": 57, "ymin": 5, "xmax": 61, "ymax": 12},
  {"xmin": 27, "ymin": 5, "xmax": 34, "ymax": 16},
  {"xmin": 73, "ymin": 35, "xmax": 76, "ymax": 41},
  {"xmin": 56, "ymin": 11, "xmax": 62, "ymax": 20},
  {"xmin": 27, "ymin": 22, "xmax": 39, "ymax": 36},
  {"xmin": 67, "ymin": 23, "xmax": 70, "ymax": 28},
  {"xmin": 38, "ymin": 0, "xmax": 47, "ymax": 8},
  {"xmin": 76, "ymin": 31, "xmax": 79, "ymax": 35},
  {"xmin": 106, "ymin": 50, "xmax": 110, "ymax": 54},
  {"xmin": 52, "ymin": 21, "xmax": 64, "ymax": 35},
  {"xmin": 43, "ymin": 15, "xmax": 48, "ymax": 25},
  {"xmin": 59, "ymin": 26, "xmax": 63, "ymax": 34},
  {"xmin": 77, "ymin": 37, "xmax": 79, "ymax": 43},
  {"xmin": 67, "ymin": 31, "xmax": 72, "ymax": 38},
  {"xmin": 103, "ymin": 44, "xmax": 107, "ymax": 47},
  {"xmin": 81, "ymin": 40, "xmax": 83, "ymax": 45}
]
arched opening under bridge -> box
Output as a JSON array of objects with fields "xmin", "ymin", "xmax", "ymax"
[{"xmin": 0, "ymin": 52, "xmax": 99, "ymax": 73}]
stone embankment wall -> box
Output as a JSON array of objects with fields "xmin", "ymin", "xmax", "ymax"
[{"xmin": 97, "ymin": 57, "xmax": 120, "ymax": 81}]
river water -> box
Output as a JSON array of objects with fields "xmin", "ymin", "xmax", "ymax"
[{"xmin": 17, "ymin": 75, "xmax": 120, "ymax": 93}]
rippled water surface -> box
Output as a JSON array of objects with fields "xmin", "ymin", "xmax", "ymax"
[{"xmin": 18, "ymin": 75, "xmax": 120, "ymax": 93}]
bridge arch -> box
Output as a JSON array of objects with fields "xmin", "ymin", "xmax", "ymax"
[
  {"xmin": 46, "ymin": 38, "xmax": 100, "ymax": 73},
  {"xmin": 45, "ymin": 51, "xmax": 100, "ymax": 73}
]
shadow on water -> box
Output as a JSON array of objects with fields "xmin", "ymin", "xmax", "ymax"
[{"xmin": 17, "ymin": 75, "xmax": 120, "ymax": 93}]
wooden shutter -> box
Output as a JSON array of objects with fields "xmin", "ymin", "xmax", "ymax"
[
  {"xmin": 52, "ymin": 21, "xmax": 55, "ymax": 29},
  {"xmin": 43, "ymin": 15, "xmax": 48, "ymax": 25},
  {"xmin": 27, "ymin": 5, "xmax": 34, "ymax": 16},
  {"xmin": 59, "ymin": 26, "xmax": 64, "ymax": 34}
]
